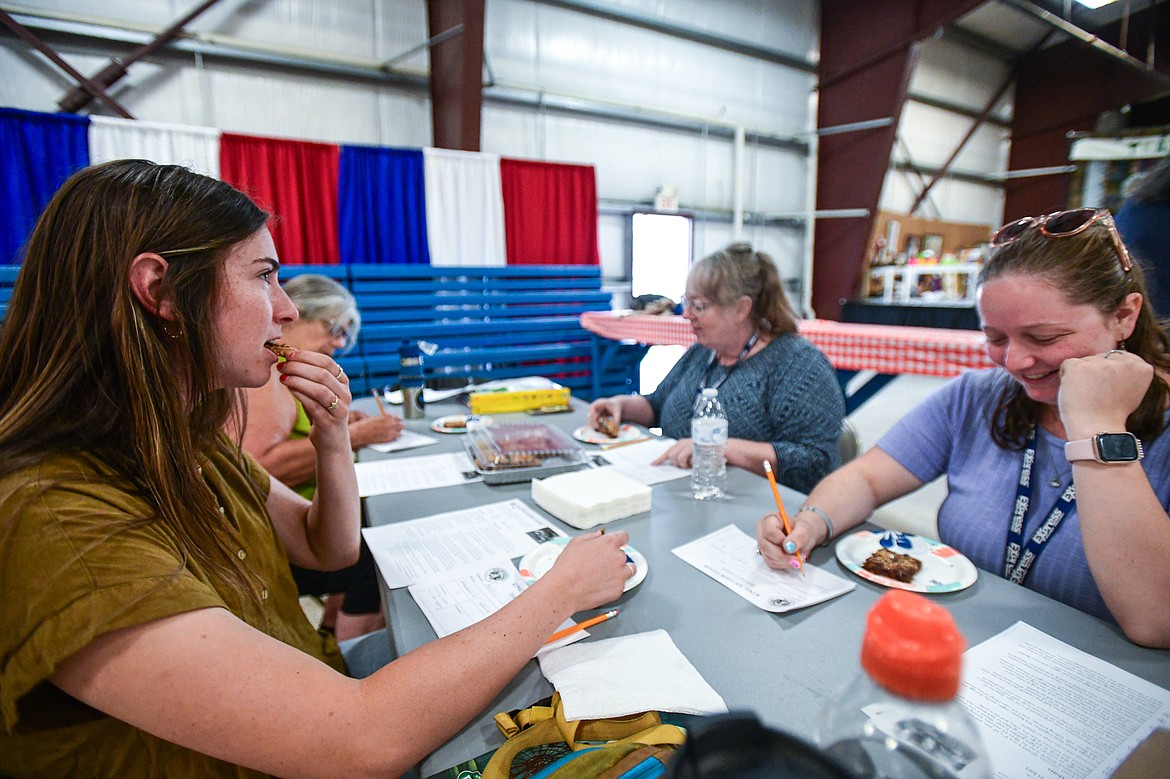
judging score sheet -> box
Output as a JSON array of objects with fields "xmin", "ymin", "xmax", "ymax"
[
  {"xmin": 354, "ymin": 451, "xmax": 479, "ymax": 496},
  {"xmin": 672, "ymin": 524, "xmax": 855, "ymax": 612},
  {"xmin": 407, "ymin": 556, "xmax": 585, "ymax": 652},
  {"xmin": 362, "ymin": 499, "xmax": 564, "ymax": 588},
  {"xmin": 960, "ymin": 622, "xmax": 1170, "ymax": 779}
]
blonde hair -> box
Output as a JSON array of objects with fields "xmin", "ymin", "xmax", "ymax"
[
  {"xmin": 284, "ymin": 274, "xmax": 360, "ymax": 352},
  {"xmin": 688, "ymin": 242, "xmax": 798, "ymax": 337}
]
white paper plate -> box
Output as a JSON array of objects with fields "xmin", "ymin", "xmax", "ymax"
[
  {"xmin": 430, "ymin": 414, "xmax": 492, "ymax": 434},
  {"xmin": 835, "ymin": 529, "xmax": 977, "ymax": 593},
  {"xmin": 519, "ymin": 536, "xmax": 647, "ymax": 592},
  {"xmin": 572, "ymin": 424, "xmax": 643, "ymax": 445}
]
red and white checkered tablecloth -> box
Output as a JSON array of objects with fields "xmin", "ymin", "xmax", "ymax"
[{"xmin": 580, "ymin": 311, "xmax": 994, "ymax": 378}]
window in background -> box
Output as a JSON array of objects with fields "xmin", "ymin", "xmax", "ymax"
[
  {"xmin": 631, "ymin": 212, "xmax": 693, "ymax": 301},
  {"xmin": 630, "ymin": 212, "xmax": 693, "ymax": 394}
]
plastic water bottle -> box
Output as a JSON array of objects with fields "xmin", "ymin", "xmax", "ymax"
[
  {"xmin": 817, "ymin": 591, "xmax": 991, "ymax": 779},
  {"xmin": 399, "ymin": 339, "xmax": 425, "ymax": 419},
  {"xmin": 691, "ymin": 387, "xmax": 728, "ymax": 500}
]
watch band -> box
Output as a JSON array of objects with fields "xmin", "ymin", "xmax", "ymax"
[
  {"xmin": 1064, "ymin": 433, "xmax": 1144, "ymax": 464},
  {"xmin": 1064, "ymin": 438, "xmax": 1097, "ymax": 463}
]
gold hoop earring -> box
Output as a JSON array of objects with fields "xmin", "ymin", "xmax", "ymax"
[{"xmin": 162, "ymin": 323, "xmax": 183, "ymax": 340}]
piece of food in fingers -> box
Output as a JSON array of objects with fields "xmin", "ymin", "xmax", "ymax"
[
  {"xmin": 264, "ymin": 340, "xmax": 294, "ymax": 358},
  {"xmin": 861, "ymin": 548, "xmax": 922, "ymax": 583},
  {"xmin": 596, "ymin": 412, "xmax": 620, "ymax": 438}
]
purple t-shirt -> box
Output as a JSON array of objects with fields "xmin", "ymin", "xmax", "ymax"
[{"xmin": 877, "ymin": 368, "xmax": 1170, "ymax": 623}]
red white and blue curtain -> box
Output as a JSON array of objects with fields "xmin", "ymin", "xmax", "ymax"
[{"xmin": 0, "ymin": 108, "xmax": 600, "ymax": 267}]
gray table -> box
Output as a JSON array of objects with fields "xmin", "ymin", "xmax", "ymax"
[{"xmin": 358, "ymin": 397, "xmax": 1170, "ymax": 776}]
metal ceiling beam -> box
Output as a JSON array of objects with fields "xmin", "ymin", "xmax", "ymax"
[
  {"xmin": 0, "ymin": 8, "xmax": 133, "ymax": 117},
  {"xmin": 908, "ymin": 30, "xmax": 1054, "ymax": 215},
  {"xmin": 0, "ymin": 10, "xmax": 430, "ymax": 89},
  {"xmin": 2, "ymin": 10, "xmax": 808, "ymax": 155},
  {"xmin": 908, "ymin": 90, "xmax": 1012, "ymax": 127},
  {"xmin": 941, "ymin": 23, "xmax": 1025, "ymax": 62},
  {"xmin": 1000, "ymin": 0, "xmax": 1170, "ymax": 88},
  {"xmin": 486, "ymin": 86, "xmax": 807, "ymax": 154},
  {"xmin": 57, "ymin": 0, "xmax": 222, "ymax": 113},
  {"xmin": 529, "ymin": 0, "xmax": 817, "ymax": 72}
]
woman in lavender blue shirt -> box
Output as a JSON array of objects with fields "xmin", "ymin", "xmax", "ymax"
[{"xmin": 757, "ymin": 210, "xmax": 1170, "ymax": 648}]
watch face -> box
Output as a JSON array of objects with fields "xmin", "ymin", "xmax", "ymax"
[{"xmin": 1096, "ymin": 433, "xmax": 1141, "ymax": 462}]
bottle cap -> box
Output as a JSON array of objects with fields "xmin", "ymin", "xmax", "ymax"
[{"xmin": 860, "ymin": 590, "xmax": 965, "ymax": 702}]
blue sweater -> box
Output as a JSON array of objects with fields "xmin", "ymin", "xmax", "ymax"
[{"xmin": 644, "ymin": 334, "xmax": 844, "ymax": 492}]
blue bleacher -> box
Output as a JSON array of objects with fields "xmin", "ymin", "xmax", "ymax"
[{"xmin": 0, "ymin": 264, "xmax": 645, "ymax": 401}]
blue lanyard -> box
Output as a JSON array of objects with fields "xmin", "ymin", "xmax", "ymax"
[
  {"xmin": 1004, "ymin": 427, "xmax": 1076, "ymax": 585},
  {"xmin": 698, "ymin": 332, "xmax": 759, "ymax": 393}
]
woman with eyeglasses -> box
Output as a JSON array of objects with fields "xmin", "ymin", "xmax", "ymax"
[
  {"xmin": 757, "ymin": 209, "xmax": 1170, "ymax": 648},
  {"xmin": 588, "ymin": 242, "xmax": 845, "ymax": 492},
  {"xmin": 235, "ymin": 273, "xmax": 402, "ymax": 641},
  {"xmin": 0, "ymin": 161, "xmax": 635, "ymax": 776}
]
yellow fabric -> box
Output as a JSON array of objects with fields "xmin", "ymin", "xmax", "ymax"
[
  {"xmin": 482, "ymin": 693, "xmax": 686, "ymax": 779},
  {"xmin": 0, "ymin": 439, "xmax": 345, "ymax": 778},
  {"xmin": 290, "ymin": 398, "xmax": 317, "ymax": 500}
]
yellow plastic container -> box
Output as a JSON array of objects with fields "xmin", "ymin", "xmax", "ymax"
[{"xmin": 469, "ymin": 387, "xmax": 571, "ymax": 414}]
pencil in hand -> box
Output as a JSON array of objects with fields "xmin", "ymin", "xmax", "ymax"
[
  {"xmin": 763, "ymin": 461, "xmax": 804, "ymax": 576},
  {"xmin": 545, "ymin": 609, "xmax": 619, "ymax": 644},
  {"xmin": 371, "ymin": 388, "xmax": 388, "ymax": 416}
]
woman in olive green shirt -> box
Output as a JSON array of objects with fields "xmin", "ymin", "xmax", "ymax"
[{"xmin": 0, "ymin": 160, "xmax": 634, "ymax": 778}]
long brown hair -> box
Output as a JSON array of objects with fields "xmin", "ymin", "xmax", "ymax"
[
  {"xmin": 978, "ymin": 218, "xmax": 1170, "ymax": 448},
  {"xmin": 689, "ymin": 242, "xmax": 799, "ymax": 337},
  {"xmin": 0, "ymin": 160, "xmax": 271, "ymax": 612}
]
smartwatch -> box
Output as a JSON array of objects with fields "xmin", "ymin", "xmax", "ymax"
[{"xmin": 1064, "ymin": 433, "xmax": 1144, "ymax": 464}]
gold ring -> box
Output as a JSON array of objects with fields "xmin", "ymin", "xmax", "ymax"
[
  {"xmin": 327, "ymin": 396, "xmax": 339, "ymax": 411},
  {"xmin": 334, "ymin": 365, "xmax": 344, "ymax": 379}
]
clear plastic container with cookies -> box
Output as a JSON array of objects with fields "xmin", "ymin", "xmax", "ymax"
[{"xmin": 463, "ymin": 422, "xmax": 589, "ymax": 484}]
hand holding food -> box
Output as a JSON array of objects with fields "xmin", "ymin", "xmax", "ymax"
[{"xmin": 588, "ymin": 398, "xmax": 622, "ymax": 436}]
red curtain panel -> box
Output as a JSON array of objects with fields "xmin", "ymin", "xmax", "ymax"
[
  {"xmin": 500, "ymin": 158, "xmax": 599, "ymax": 265},
  {"xmin": 220, "ymin": 133, "xmax": 340, "ymax": 265}
]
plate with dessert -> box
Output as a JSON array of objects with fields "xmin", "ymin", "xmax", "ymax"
[
  {"xmin": 572, "ymin": 423, "xmax": 644, "ymax": 445},
  {"xmin": 835, "ymin": 529, "xmax": 977, "ymax": 593},
  {"xmin": 430, "ymin": 414, "xmax": 492, "ymax": 434},
  {"xmin": 519, "ymin": 536, "xmax": 647, "ymax": 593}
]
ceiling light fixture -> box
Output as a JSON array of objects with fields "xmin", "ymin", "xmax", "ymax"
[{"xmin": 1074, "ymin": 0, "xmax": 1120, "ymax": 8}]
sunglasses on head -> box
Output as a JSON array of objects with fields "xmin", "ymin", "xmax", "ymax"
[{"xmin": 990, "ymin": 208, "xmax": 1133, "ymax": 273}]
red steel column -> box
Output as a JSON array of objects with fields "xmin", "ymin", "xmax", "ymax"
[
  {"xmin": 814, "ymin": 0, "xmax": 983, "ymax": 320},
  {"xmin": 428, "ymin": 0, "xmax": 486, "ymax": 151}
]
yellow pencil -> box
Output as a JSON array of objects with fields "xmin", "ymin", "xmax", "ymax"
[
  {"xmin": 371, "ymin": 389, "xmax": 388, "ymax": 416},
  {"xmin": 545, "ymin": 609, "xmax": 619, "ymax": 644},
  {"xmin": 763, "ymin": 461, "xmax": 804, "ymax": 575}
]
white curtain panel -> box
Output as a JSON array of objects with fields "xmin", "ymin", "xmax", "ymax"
[
  {"xmin": 88, "ymin": 116, "xmax": 221, "ymax": 178},
  {"xmin": 422, "ymin": 147, "xmax": 506, "ymax": 267}
]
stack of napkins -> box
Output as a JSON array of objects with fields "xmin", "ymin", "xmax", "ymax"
[
  {"xmin": 538, "ymin": 629, "xmax": 728, "ymax": 719},
  {"xmin": 531, "ymin": 466, "xmax": 651, "ymax": 529}
]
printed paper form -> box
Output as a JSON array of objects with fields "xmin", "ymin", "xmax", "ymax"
[
  {"xmin": 960, "ymin": 621, "xmax": 1170, "ymax": 779},
  {"xmin": 672, "ymin": 524, "xmax": 855, "ymax": 612},
  {"xmin": 362, "ymin": 498, "xmax": 565, "ymax": 588},
  {"xmin": 354, "ymin": 451, "xmax": 479, "ymax": 496},
  {"xmin": 594, "ymin": 437, "xmax": 690, "ymax": 485},
  {"xmin": 366, "ymin": 429, "xmax": 440, "ymax": 454},
  {"xmin": 407, "ymin": 556, "xmax": 585, "ymax": 653}
]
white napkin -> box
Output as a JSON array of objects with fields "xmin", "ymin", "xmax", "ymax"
[{"xmin": 537, "ymin": 629, "xmax": 728, "ymax": 720}]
